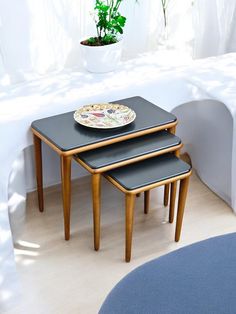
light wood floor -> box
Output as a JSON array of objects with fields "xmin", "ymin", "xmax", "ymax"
[{"xmin": 10, "ymin": 172, "xmax": 236, "ymax": 314}]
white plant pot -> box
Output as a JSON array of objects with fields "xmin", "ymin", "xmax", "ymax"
[{"xmin": 80, "ymin": 40, "xmax": 123, "ymax": 73}]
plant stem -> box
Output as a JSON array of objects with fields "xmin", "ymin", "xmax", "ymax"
[
  {"xmin": 163, "ymin": 8, "xmax": 167, "ymax": 28},
  {"xmin": 109, "ymin": 0, "xmax": 114, "ymax": 22},
  {"xmin": 96, "ymin": 26, "xmax": 100, "ymax": 38},
  {"xmin": 161, "ymin": 0, "xmax": 168, "ymax": 28},
  {"xmin": 114, "ymin": 0, "xmax": 122, "ymax": 12}
]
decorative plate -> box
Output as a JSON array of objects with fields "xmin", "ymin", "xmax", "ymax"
[{"xmin": 74, "ymin": 103, "xmax": 136, "ymax": 129}]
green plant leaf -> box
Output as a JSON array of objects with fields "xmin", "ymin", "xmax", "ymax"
[{"xmin": 91, "ymin": 0, "xmax": 131, "ymax": 45}]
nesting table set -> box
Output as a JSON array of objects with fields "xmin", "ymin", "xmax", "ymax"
[{"xmin": 31, "ymin": 96, "xmax": 191, "ymax": 262}]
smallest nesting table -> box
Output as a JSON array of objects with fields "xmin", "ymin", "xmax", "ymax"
[
  {"xmin": 31, "ymin": 96, "xmax": 177, "ymax": 240},
  {"xmin": 104, "ymin": 153, "xmax": 191, "ymax": 261}
]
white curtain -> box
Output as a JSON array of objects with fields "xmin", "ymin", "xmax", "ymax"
[
  {"xmin": 0, "ymin": 0, "xmax": 236, "ymax": 83},
  {"xmin": 193, "ymin": 0, "xmax": 236, "ymax": 58},
  {"xmin": 0, "ymin": 0, "xmax": 161, "ymax": 82},
  {"xmin": 0, "ymin": 0, "xmax": 195, "ymax": 84},
  {"xmin": 123, "ymin": 0, "xmax": 194, "ymax": 56},
  {"xmin": 0, "ymin": 0, "xmax": 95, "ymax": 82}
]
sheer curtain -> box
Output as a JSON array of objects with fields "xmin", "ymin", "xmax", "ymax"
[
  {"xmin": 193, "ymin": 0, "xmax": 236, "ymax": 58},
  {"xmin": 0, "ymin": 0, "xmax": 194, "ymax": 83},
  {"xmin": 0, "ymin": 0, "xmax": 95, "ymax": 82},
  {"xmin": 0, "ymin": 0, "xmax": 161, "ymax": 83},
  {"xmin": 0, "ymin": 0, "xmax": 236, "ymax": 83},
  {"xmin": 123, "ymin": 0, "xmax": 194, "ymax": 57}
]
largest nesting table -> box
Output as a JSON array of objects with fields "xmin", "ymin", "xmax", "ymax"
[{"xmin": 31, "ymin": 96, "xmax": 178, "ymax": 240}]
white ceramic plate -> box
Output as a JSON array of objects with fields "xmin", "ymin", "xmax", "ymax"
[{"xmin": 74, "ymin": 103, "xmax": 136, "ymax": 129}]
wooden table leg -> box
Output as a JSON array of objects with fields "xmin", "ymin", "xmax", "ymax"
[
  {"xmin": 92, "ymin": 173, "xmax": 101, "ymax": 251},
  {"xmin": 175, "ymin": 177, "xmax": 190, "ymax": 242},
  {"xmin": 60, "ymin": 155, "xmax": 72, "ymax": 241},
  {"xmin": 169, "ymin": 125, "xmax": 176, "ymax": 135},
  {"xmin": 144, "ymin": 190, "xmax": 150, "ymax": 214},
  {"xmin": 125, "ymin": 194, "xmax": 135, "ymax": 263},
  {"xmin": 33, "ymin": 134, "xmax": 44, "ymax": 212},
  {"xmin": 169, "ymin": 182, "xmax": 177, "ymax": 223},
  {"xmin": 164, "ymin": 125, "xmax": 177, "ymax": 208},
  {"xmin": 164, "ymin": 184, "xmax": 169, "ymax": 207},
  {"xmin": 169, "ymin": 149, "xmax": 181, "ymax": 221}
]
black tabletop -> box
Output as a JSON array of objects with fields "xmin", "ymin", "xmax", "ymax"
[
  {"xmin": 77, "ymin": 131, "xmax": 181, "ymax": 170},
  {"xmin": 106, "ymin": 153, "xmax": 191, "ymax": 191},
  {"xmin": 31, "ymin": 96, "xmax": 177, "ymax": 152}
]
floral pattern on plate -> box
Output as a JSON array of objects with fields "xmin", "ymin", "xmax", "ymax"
[{"xmin": 74, "ymin": 103, "xmax": 136, "ymax": 129}]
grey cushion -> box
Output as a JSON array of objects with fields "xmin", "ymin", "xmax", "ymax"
[{"xmin": 100, "ymin": 233, "xmax": 236, "ymax": 314}]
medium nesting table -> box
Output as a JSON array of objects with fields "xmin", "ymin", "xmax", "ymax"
[
  {"xmin": 31, "ymin": 96, "xmax": 177, "ymax": 240},
  {"xmin": 75, "ymin": 131, "xmax": 182, "ymax": 252}
]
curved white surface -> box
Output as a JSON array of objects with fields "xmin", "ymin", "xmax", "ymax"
[
  {"xmin": 173, "ymin": 100, "xmax": 233, "ymax": 204},
  {"xmin": 1, "ymin": 51, "xmax": 236, "ymax": 308}
]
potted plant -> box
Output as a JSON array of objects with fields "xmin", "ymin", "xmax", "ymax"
[{"xmin": 80, "ymin": 0, "xmax": 127, "ymax": 73}]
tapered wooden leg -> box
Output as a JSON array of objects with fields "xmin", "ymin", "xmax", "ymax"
[
  {"xmin": 175, "ymin": 177, "xmax": 190, "ymax": 242},
  {"xmin": 164, "ymin": 125, "xmax": 177, "ymax": 208},
  {"xmin": 169, "ymin": 182, "xmax": 177, "ymax": 223},
  {"xmin": 92, "ymin": 173, "xmax": 101, "ymax": 251},
  {"xmin": 33, "ymin": 134, "xmax": 44, "ymax": 212},
  {"xmin": 169, "ymin": 125, "xmax": 176, "ymax": 135},
  {"xmin": 144, "ymin": 190, "xmax": 150, "ymax": 214},
  {"xmin": 164, "ymin": 184, "xmax": 169, "ymax": 207},
  {"xmin": 125, "ymin": 194, "xmax": 135, "ymax": 263},
  {"xmin": 60, "ymin": 155, "xmax": 72, "ymax": 241}
]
